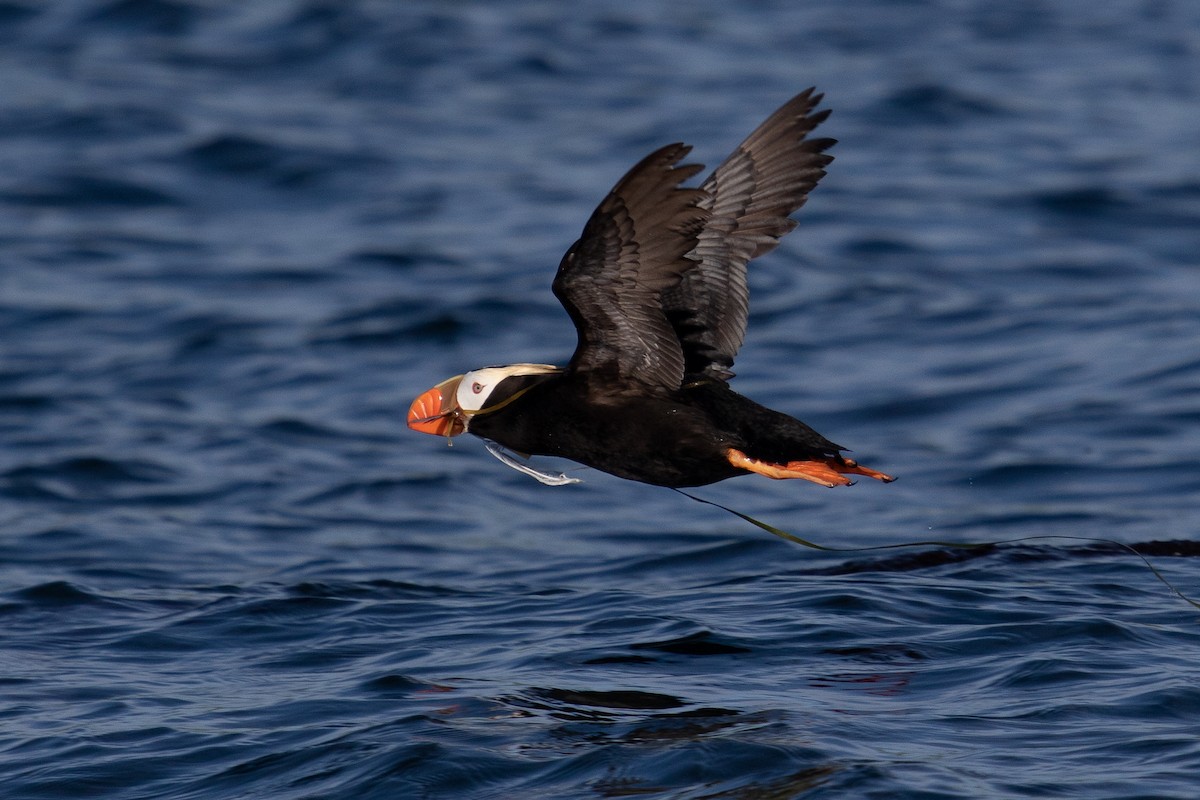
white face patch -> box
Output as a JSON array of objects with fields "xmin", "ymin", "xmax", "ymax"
[{"xmin": 454, "ymin": 364, "xmax": 561, "ymax": 414}]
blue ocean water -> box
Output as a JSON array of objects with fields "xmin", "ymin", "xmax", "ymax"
[{"xmin": 2, "ymin": 1, "xmax": 1200, "ymax": 797}]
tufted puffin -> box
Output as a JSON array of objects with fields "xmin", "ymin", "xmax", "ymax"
[{"xmin": 408, "ymin": 89, "xmax": 894, "ymax": 490}]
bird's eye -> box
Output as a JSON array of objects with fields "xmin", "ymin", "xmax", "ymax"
[{"xmin": 472, "ymin": 382, "xmax": 484, "ymax": 394}]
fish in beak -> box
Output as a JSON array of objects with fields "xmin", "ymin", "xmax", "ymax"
[{"xmin": 407, "ymin": 375, "xmax": 466, "ymax": 437}]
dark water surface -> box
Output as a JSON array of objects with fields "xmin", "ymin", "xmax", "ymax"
[{"xmin": 3, "ymin": 2, "xmax": 1200, "ymax": 798}]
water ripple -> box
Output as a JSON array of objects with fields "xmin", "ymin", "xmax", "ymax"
[{"xmin": 3, "ymin": 1, "xmax": 1200, "ymax": 798}]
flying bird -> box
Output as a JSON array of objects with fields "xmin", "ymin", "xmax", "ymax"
[{"xmin": 408, "ymin": 89, "xmax": 894, "ymax": 489}]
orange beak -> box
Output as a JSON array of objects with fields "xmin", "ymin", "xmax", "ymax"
[{"xmin": 407, "ymin": 375, "xmax": 466, "ymax": 437}]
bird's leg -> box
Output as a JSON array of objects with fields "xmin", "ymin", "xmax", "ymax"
[
  {"xmin": 725, "ymin": 448, "xmax": 851, "ymax": 487},
  {"xmin": 725, "ymin": 449, "xmax": 895, "ymax": 487}
]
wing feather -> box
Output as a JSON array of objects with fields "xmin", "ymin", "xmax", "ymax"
[
  {"xmin": 552, "ymin": 144, "xmax": 709, "ymax": 390},
  {"xmin": 663, "ymin": 88, "xmax": 835, "ymax": 380}
]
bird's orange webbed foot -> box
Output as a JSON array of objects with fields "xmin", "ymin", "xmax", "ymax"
[
  {"xmin": 836, "ymin": 457, "xmax": 896, "ymax": 484},
  {"xmin": 725, "ymin": 449, "xmax": 895, "ymax": 488},
  {"xmin": 726, "ymin": 448, "xmax": 851, "ymax": 487}
]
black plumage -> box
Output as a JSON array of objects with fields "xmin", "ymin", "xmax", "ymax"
[{"xmin": 409, "ymin": 89, "xmax": 894, "ymax": 490}]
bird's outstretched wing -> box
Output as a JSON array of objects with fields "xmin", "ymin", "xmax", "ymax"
[
  {"xmin": 552, "ymin": 144, "xmax": 709, "ymax": 390},
  {"xmin": 663, "ymin": 88, "xmax": 835, "ymax": 380}
]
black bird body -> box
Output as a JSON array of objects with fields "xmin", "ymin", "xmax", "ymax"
[
  {"xmin": 466, "ymin": 373, "xmax": 844, "ymax": 488},
  {"xmin": 409, "ymin": 89, "xmax": 894, "ymax": 490}
]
